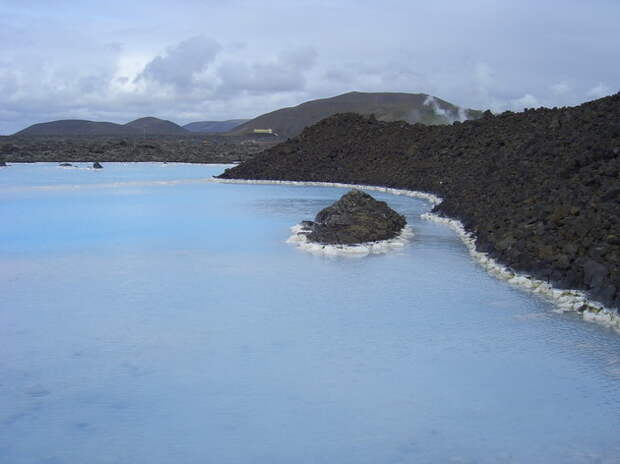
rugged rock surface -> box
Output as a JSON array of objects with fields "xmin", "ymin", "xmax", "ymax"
[
  {"xmin": 0, "ymin": 134, "xmax": 282, "ymax": 164},
  {"xmin": 300, "ymin": 190, "xmax": 406, "ymax": 245},
  {"xmin": 219, "ymin": 93, "xmax": 620, "ymax": 310},
  {"xmin": 0, "ymin": 160, "xmax": 6, "ymax": 166}
]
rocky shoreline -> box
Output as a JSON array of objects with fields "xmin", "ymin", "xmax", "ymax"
[
  {"xmin": 218, "ymin": 93, "xmax": 620, "ymax": 313},
  {"xmin": 213, "ymin": 178, "xmax": 619, "ymax": 330}
]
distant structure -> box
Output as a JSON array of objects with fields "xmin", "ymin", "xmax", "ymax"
[{"xmin": 253, "ymin": 129, "xmax": 274, "ymax": 135}]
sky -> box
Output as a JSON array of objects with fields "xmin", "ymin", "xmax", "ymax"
[{"xmin": 0, "ymin": 0, "xmax": 618, "ymax": 134}]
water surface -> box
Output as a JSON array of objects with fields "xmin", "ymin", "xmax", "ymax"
[{"xmin": 1, "ymin": 163, "xmax": 619, "ymax": 463}]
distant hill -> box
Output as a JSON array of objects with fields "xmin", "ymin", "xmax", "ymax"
[
  {"xmin": 13, "ymin": 93, "xmax": 480, "ymax": 138},
  {"xmin": 16, "ymin": 116, "xmax": 190, "ymax": 136},
  {"xmin": 231, "ymin": 91, "xmax": 482, "ymax": 139},
  {"xmin": 15, "ymin": 120, "xmax": 139, "ymax": 136},
  {"xmin": 184, "ymin": 119, "xmax": 249, "ymax": 133},
  {"xmin": 125, "ymin": 117, "xmax": 188, "ymax": 135}
]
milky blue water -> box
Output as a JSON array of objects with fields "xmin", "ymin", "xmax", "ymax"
[{"xmin": 2, "ymin": 163, "xmax": 620, "ymax": 463}]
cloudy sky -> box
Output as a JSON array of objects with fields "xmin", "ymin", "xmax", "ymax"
[{"xmin": 1, "ymin": 0, "xmax": 618, "ymax": 134}]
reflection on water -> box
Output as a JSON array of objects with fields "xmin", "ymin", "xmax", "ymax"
[{"xmin": 1, "ymin": 163, "xmax": 620, "ymax": 463}]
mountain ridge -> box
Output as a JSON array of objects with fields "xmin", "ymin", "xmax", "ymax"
[
  {"xmin": 125, "ymin": 117, "xmax": 188, "ymax": 135},
  {"xmin": 183, "ymin": 119, "xmax": 249, "ymax": 133},
  {"xmin": 13, "ymin": 91, "xmax": 480, "ymax": 137},
  {"xmin": 14, "ymin": 119, "xmax": 139, "ymax": 136},
  {"xmin": 231, "ymin": 91, "xmax": 482, "ymax": 138}
]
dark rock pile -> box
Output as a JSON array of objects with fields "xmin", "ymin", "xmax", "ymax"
[
  {"xmin": 92, "ymin": 161, "xmax": 103, "ymax": 169},
  {"xmin": 0, "ymin": 134, "xmax": 281, "ymax": 164},
  {"xmin": 219, "ymin": 93, "xmax": 620, "ymax": 310},
  {"xmin": 299, "ymin": 189, "xmax": 406, "ymax": 245}
]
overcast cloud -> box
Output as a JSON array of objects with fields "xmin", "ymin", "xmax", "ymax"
[{"xmin": 0, "ymin": 0, "xmax": 618, "ymax": 134}]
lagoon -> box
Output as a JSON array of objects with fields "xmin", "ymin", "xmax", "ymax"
[{"xmin": 1, "ymin": 163, "xmax": 620, "ymax": 463}]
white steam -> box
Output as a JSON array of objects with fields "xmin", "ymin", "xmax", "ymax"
[{"xmin": 423, "ymin": 95, "xmax": 468, "ymax": 124}]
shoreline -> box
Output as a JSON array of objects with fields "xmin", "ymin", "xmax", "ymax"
[
  {"xmin": 286, "ymin": 223, "xmax": 415, "ymax": 257},
  {"xmin": 212, "ymin": 177, "xmax": 620, "ymax": 333},
  {"xmin": 0, "ymin": 161, "xmax": 238, "ymax": 166}
]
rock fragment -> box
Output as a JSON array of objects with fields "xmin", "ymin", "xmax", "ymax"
[{"xmin": 300, "ymin": 190, "xmax": 406, "ymax": 245}]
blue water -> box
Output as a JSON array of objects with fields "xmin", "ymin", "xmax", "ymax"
[{"xmin": 1, "ymin": 163, "xmax": 620, "ymax": 463}]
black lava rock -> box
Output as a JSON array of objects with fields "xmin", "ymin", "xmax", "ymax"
[
  {"xmin": 219, "ymin": 93, "xmax": 620, "ymax": 309},
  {"xmin": 92, "ymin": 161, "xmax": 103, "ymax": 169},
  {"xmin": 0, "ymin": 134, "xmax": 279, "ymax": 164},
  {"xmin": 301, "ymin": 190, "xmax": 406, "ymax": 245}
]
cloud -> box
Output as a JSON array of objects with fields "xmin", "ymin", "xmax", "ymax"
[
  {"xmin": 136, "ymin": 36, "xmax": 221, "ymax": 90},
  {"xmin": 279, "ymin": 47, "xmax": 317, "ymax": 70},
  {"xmin": 0, "ymin": 67, "xmax": 18, "ymax": 96},
  {"xmin": 78, "ymin": 74, "xmax": 109, "ymax": 95},
  {"xmin": 216, "ymin": 47, "xmax": 317, "ymax": 95},
  {"xmin": 473, "ymin": 62, "xmax": 495, "ymax": 97},
  {"xmin": 511, "ymin": 94, "xmax": 541, "ymax": 109},
  {"xmin": 2, "ymin": 1, "xmax": 620, "ymax": 134},
  {"xmin": 323, "ymin": 68, "xmax": 353, "ymax": 84},
  {"xmin": 104, "ymin": 42, "xmax": 123, "ymax": 53},
  {"xmin": 587, "ymin": 82, "xmax": 613, "ymax": 99},
  {"xmin": 550, "ymin": 81, "xmax": 571, "ymax": 96}
]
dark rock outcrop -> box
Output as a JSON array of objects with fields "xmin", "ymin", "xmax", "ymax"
[
  {"xmin": 219, "ymin": 92, "xmax": 620, "ymax": 310},
  {"xmin": 58, "ymin": 162, "xmax": 72, "ymax": 167},
  {"xmin": 300, "ymin": 190, "xmax": 406, "ymax": 245},
  {"xmin": 0, "ymin": 160, "xmax": 6, "ymax": 167},
  {"xmin": 92, "ymin": 161, "xmax": 103, "ymax": 169},
  {"xmin": 0, "ymin": 134, "xmax": 280, "ymax": 164}
]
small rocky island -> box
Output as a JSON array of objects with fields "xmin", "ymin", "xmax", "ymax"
[{"xmin": 297, "ymin": 189, "xmax": 407, "ymax": 245}]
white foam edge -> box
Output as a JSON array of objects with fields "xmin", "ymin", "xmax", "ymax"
[
  {"xmin": 422, "ymin": 212, "xmax": 620, "ymax": 333},
  {"xmin": 213, "ymin": 177, "xmax": 620, "ymax": 331},
  {"xmin": 286, "ymin": 224, "xmax": 414, "ymax": 257},
  {"xmin": 212, "ymin": 178, "xmax": 442, "ymax": 205}
]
